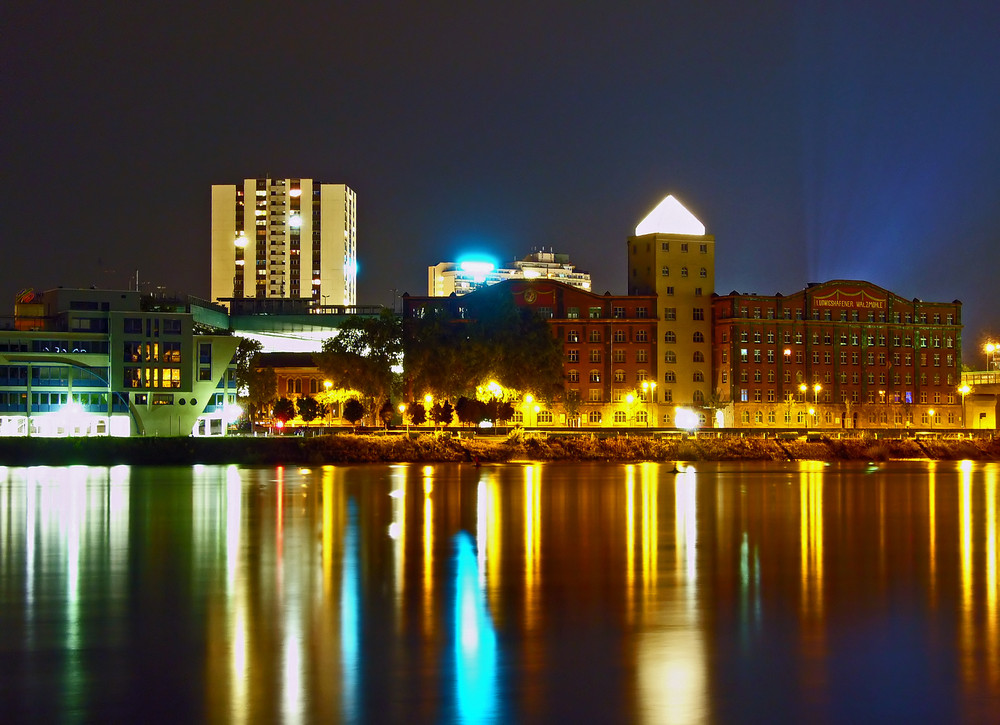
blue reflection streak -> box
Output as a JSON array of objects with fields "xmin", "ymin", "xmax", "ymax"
[
  {"xmin": 453, "ymin": 531, "xmax": 498, "ymax": 723},
  {"xmin": 342, "ymin": 498, "xmax": 359, "ymax": 723}
]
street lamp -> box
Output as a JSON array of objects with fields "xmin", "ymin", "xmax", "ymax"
[
  {"xmin": 958, "ymin": 384, "xmax": 971, "ymax": 428},
  {"xmin": 799, "ymin": 383, "xmax": 808, "ymax": 426},
  {"xmin": 986, "ymin": 342, "xmax": 999, "ymax": 371},
  {"xmin": 642, "ymin": 380, "xmax": 656, "ymax": 427},
  {"xmin": 625, "ymin": 392, "xmax": 635, "ymax": 427},
  {"xmin": 524, "ymin": 393, "xmax": 534, "ymax": 428},
  {"xmin": 424, "ymin": 393, "xmax": 433, "ymax": 427},
  {"xmin": 398, "ymin": 403, "xmax": 408, "ymax": 434},
  {"xmin": 323, "ymin": 380, "xmax": 333, "ymax": 424},
  {"xmin": 928, "ymin": 408, "xmax": 935, "ymax": 429}
]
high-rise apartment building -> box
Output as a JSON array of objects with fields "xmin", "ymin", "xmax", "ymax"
[
  {"xmin": 211, "ymin": 178, "xmax": 357, "ymax": 307},
  {"xmin": 627, "ymin": 195, "xmax": 715, "ymax": 426}
]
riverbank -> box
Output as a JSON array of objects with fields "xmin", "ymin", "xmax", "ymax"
[{"xmin": 0, "ymin": 432, "xmax": 998, "ymax": 466}]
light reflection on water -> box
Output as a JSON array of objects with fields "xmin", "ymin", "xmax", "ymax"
[{"xmin": 1, "ymin": 460, "xmax": 999, "ymax": 722}]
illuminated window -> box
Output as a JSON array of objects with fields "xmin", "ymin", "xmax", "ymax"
[{"xmin": 590, "ymin": 370, "xmax": 601, "ymax": 383}]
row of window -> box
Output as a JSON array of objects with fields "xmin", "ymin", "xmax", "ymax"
[
  {"xmin": 567, "ymin": 370, "xmax": 651, "ymax": 383},
  {"xmin": 568, "ymin": 388, "xmax": 705, "ymax": 404},
  {"xmin": 122, "ymin": 318, "xmax": 183, "ymax": 336},
  {"xmin": 736, "ymin": 388, "xmax": 956, "ymax": 405},
  {"xmin": 123, "ymin": 367, "xmax": 182, "ymax": 389},
  {"xmin": 730, "ymin": 348, "xmax": 956, "ymax": 368},
  {"xmin": 659, "ymin": 242, "xmax": 709, "ymax": 254},
  {"xmin": 663, "ymin": 308, "xmax": 705, "ymax": 320},
  {"xmin": 660, "ymin": 267, "xmax": 708, "ymax": 278},
  {"xmin": 0, "ymin": 339, "xmax": 110, "ymax": 354},
  {"xmin": 726, "ymin": 368, "xmax": 956, "ymax": 388},
  {"xmin": 124, "ymin": 341, "xmax": 182, "ymax": 363},
  {"xmin": 737, "ymin": 408, "xmax": 956, "ymax": 426},
  {"xmin": 724, "ymin": 329, "xmax": 955, "ymax": 349},
  {"xmin": 0, "ymin": 365, "xmax": 108, "ymax": 386},
  {"xmin": 721, "ymin": 306, "xmax": 956, "ymax": 325},
  {"xmin": 565, "ymin": 328, "xmax": 652, "ymax": 343},
  {"xmin": 566, "ymin": 347, "xmax": 651, "ymax": 363}
]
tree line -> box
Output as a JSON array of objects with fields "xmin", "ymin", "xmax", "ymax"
[{"xmin": 235, "ymin": 291, "xmax": 565, "ymax": 427}]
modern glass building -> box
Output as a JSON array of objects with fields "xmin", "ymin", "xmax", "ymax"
[{"xmin": 0, "ymin": 289, "xmax": 240, "ymax": 437}]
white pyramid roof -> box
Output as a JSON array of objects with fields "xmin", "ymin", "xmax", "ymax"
[{"xmin": 635, "ymin": 195, "xmax": 705, "ymax": 236}]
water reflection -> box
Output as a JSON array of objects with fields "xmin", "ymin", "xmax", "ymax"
[{"xmin": 2, "ymin": 461, "xmax": 1000, "ymax": 722}]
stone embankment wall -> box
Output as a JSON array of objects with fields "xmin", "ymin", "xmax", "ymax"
[{"xmin": 0, "ymin": 433, "xmax": 998, "ymax": 466}]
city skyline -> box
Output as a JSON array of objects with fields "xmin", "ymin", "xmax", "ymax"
[{"xmin": 3, "ymin": 3, "xmax": 999, "ymax": 360}]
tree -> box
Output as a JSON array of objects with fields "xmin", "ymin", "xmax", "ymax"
[
  {"xmin": 431, "ymin": 400, "xmax": 454, "ymax": 427},
  {"xmin": 484, "ymin": 398, "xmax": 515, "ymax": 426},
  {"xmin": 272, "ymin": 397, "xmax": 296, "ymax": 423},
  {"xmin": 315, "ymin": 310, "xmax": 402, "ymax": 424},
  {"xmin": 408, "ymin": 401, "xmax": 427, "ymax": 426},
  {"xmin": 402, "ymin": 287, "xmax": 565, "ymax": 403},
  {"xmin": 297, "ymin": 395, "xmax": 320, "ymax": 422},
  {"xmin": 378, "ymin": 400, "xmax": 394, "ymax": 427},
  {"xmin": 455, "ymin": 396, "xmax": 486, "ymax": 426},
  {"xmin": 342, "ymin": 398, "xmax": 365, "ymax": 426},
  {"xmin": 246, "ymin": 366, "xmax": 277, "ymax": 426},
  {"xmin": 233, "ymin": 337, "xmax": 276, "ymax": 426}
]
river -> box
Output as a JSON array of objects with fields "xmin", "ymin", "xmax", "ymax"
[{"xmin": 1, "ymin": 461, "xmax": 998, "ymax": 723}]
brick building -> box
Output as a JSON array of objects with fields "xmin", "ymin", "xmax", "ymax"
[
  {"xmin": 712, "ymin": 280, "xmax": 963, "ymax": 429},
  {"xmin": 403, "ymin": 279, "xmax": 658, "ymax": 427}
]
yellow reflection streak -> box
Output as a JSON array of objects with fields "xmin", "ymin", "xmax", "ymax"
[
  {"xmin": 625, "ymin": 466, "xmax": 635, "ymax": 620},
  {"xmin": 226, "ymin": 466, "xmax": 242, "ymax": 589},
  {"xmin": 525, "ymin": 464, "xmax": 542, "ymax": 629},
  {"xmin": 675, "ymin": 465, "xmax": 696, "ymax": 596},
  {"xmin": 928, "ymin": 463, "xmax": 937, "ymax": 605},
  {"xmin": 641, "ymin": 463, "xmax": 658, "ymax": 598},
  {"xmin": 486, "ymin": 474, "xmax": 502, "ymax": 618},
  {"xmin": 423, "ymin": 467, "xmax": 434, "ymax": 636},
  {"xmin": 799, "ymin": 462, "xmax": 824, "ymax": 618},
  {"xmin": 322, "ymin": 467, "xmax": 335, "ymax": 598},
  {"xmin": 959, "ymin": 460, "xmax": 974, "ymax": 688},
  {"xmin": 986, "ymin": 467, "xmax": 997, "ymax": 688}
]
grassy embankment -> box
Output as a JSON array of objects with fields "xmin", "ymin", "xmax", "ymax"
[{"xmin": 0, "ymin": 432, "xmax": 998, "ymax": 466}]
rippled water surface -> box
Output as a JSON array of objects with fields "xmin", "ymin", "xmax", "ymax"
[{"xmin": 1, "ymin": 460, "xmax": 999, "ymax": 723}]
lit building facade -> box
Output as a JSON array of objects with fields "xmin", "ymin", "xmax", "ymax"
[
  {"xmin": 627, "ymin": 196, "xmax": 715, "ymax": 426},
  {"xmin": 404, "ymin": 280, "xmax": 658, "ymax": 427},
  {"xmin": 0, "ymin": 289, "xmax": 239, "ymax": 437},
  {"xmin": 427, "ymin": 250, "xmax": 591, "ymax": 297},
  {"xmin": 713, "ymin": 280, "xmax": 964, "ymax": 429},
  {"xmin": 212, "ymin": 178, "xmax": 357, "ymax": 307}
]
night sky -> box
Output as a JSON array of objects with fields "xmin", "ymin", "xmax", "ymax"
[{"xmin": 4, "ymin": 2, "xmax": 999, "ymax": 359}]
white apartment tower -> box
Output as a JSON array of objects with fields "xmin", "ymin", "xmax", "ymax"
[
  {"xmin": 211, "ymin": 178, "xmax": 357, "ymax": 306},
  {"xmin": 627, "ymin": 195, "xmax": 715, "ymax": 425}
]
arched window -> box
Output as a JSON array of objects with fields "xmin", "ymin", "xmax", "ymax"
[
  {"xmin": 665, "ymin": 351, "xmax": 677, "ymax": 363},
  {"xmin": 700, "ymin": 267, "xmax": 707, "ymax": 278},
  {"xmin": 664, "ymin": 371, "xmax": 676, "ymax": 383},
  {"xmin": 693, "ymin": 331, "xmax": 704, "ymax": 342},
  {"xmin": 664, "ymin": 331, "xmax": 676, "ymax": 343},
  {"xmin": 693, "ymin": 371, "xmax": 704, "ymax": 382},
  {"xmin": 614, "ymin": 411, "xmax": 627, "ymax": 424},
  {"xmin": 681, "ymin": 267, "xmax": 688, "ymax": 277},
  {"xmin": 693, "ymin": 351, "xmax": 705, "ymax": 362},
  {"xmin": 693, "ymin": 390, "xmax": 705, "ymax": 402}
]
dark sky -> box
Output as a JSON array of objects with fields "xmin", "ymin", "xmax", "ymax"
[{"xmin": 4, "ymin": 2, "xmax": 999, "ymax": 359}]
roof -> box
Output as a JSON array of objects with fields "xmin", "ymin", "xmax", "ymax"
[{"xmin": 635, "ymin": 195, "xmax": 706, "ymax": 236}]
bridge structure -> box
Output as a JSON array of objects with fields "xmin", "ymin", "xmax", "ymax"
[{"xmin": 960, "ymin": 370, "xmax": 999, "ymax": 431}]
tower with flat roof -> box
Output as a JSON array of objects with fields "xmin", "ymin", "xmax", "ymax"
[{"xmin": 211, "ymin": 178, "xmax": 356, "ymax": 307}]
